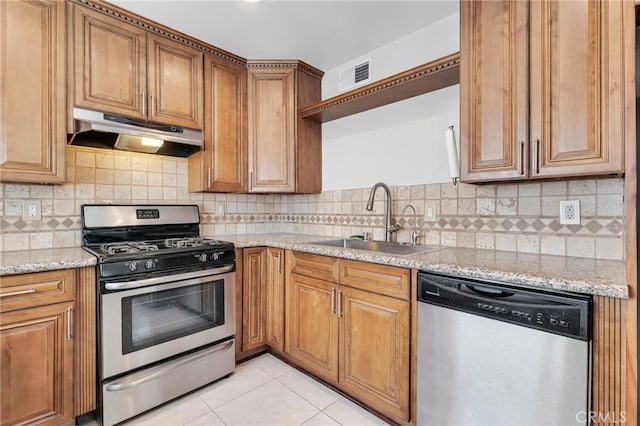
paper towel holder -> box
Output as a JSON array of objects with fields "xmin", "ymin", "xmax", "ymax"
[{"xmin": 445, "ymin": 125, "xmax": 460, "ymax": 186}]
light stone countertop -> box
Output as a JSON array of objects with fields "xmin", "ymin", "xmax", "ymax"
[
  {"xmin": 211, "ymin": 233, "xmax": 629, "ymax": 299},
  {"xmin": 0, "ymin": 233, "xmax": 628, "ymax": 298},
  {"xmin": 0, "ymin": 247, "xmax": 97, "ymax": 276}
]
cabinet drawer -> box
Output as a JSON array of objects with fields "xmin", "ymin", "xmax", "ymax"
[
  {"xmin": 287, "ymin": 251, "xmax": 340, "ymax": 283},
  {"xmin": 0, "ymin": 270, "xmax": 75, "ymax": 312},
  {"xmin": 339, "ymin": 260, "xmax": 410, "ymax": 300}
]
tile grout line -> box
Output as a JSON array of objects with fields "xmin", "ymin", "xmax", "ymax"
[{"xmin": 204, "ymin": 377, "xmax": 276, "ymax": 414}]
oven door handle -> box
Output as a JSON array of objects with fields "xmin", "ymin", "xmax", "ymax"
[
  {"xmin": 104, "ymin": 340, "xmax": 234, "ymax": 392},
  {"xmin": 104, "ymin": 265, "xmax": 234, "ymax": 291}
]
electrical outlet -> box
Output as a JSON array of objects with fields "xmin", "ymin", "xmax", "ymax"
[
  {"xmin": 215, "ymin": 204, "xmax": 225, "ymax": 216},
  {"xmin": 23, "ymin": 200, "xmax": 41, "ymax": 221},
  {"xmin": 424, "ymin": 200, "xmax": 438, "ymax": 223},
  {"xmin": 559, "ymin": 200, "xmax": 580, "ymax": 225}
]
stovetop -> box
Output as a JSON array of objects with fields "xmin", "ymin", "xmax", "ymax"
[
  {"xmin": 85, "ymin": 237, "xmax": 232, "ymax": 257},
  {"xmin": 81, "ymin": 204, "xmax": 236, "ymax": 279}
]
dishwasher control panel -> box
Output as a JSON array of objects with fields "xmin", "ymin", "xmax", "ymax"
[{"xmin": 418, "ymin": 272, "xmax": 591, "ymax": 341}]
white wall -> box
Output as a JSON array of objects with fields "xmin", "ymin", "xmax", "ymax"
[{"xmin": 321, "ymin": 12, "xmax": 460, "ymax": 191}]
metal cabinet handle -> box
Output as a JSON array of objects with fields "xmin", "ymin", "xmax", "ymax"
[
  {"xmin": 249, "ymin": 171, "xmax": 253, "ymax": 191},
  {"xmin": 337, "ymin": 290, "xmax": 343, "ymax": 317},
  {"xmin": 150, "ymin": 95, "xmax": 155, "ymax": 115},
  {"xmin": 533, "ymin": 139, "xmax": 541, "ymax": 174},
  {"xmin": 277, "ymin": 254, "xmax": 282, "ymax": 273},
  {"xmin": 141, "ymin": 91, "xmax": 146, "ymax": 116},
  {"xmin": 331, "ymin": 288, "xmax": 336, "ymax": 315},
  {"xmin": 66, "ymin": 307, "xmax": 72, "ymax": 340},
  {"xmin": 517, "ymin": 141, "xmax": 524, "ymax": 175},
  {"xmin": 207, "ymin": 168, "xmax": 212, "ymax": 187},
  {"xmin": 0, "ymin": 288, "xmax": 36, "ymax": 298}
]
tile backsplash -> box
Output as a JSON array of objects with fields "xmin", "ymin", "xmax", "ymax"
[{"xmin": 0, "ymin": 146, "xmax": 625, "ymax": 260}]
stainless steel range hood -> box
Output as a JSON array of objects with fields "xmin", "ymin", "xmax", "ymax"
[{"xmin": 68, "ymin": 107, "xmax": 203, "ymax": 157}]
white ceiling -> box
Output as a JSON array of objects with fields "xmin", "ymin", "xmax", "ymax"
[{"xmin": 109, "ymin": 0, "xmax": 459, "ymax": 71}]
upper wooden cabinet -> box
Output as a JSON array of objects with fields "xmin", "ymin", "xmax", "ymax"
[
  {"xmin": 247, "ymin": 62, "xmax": 323, "ymax": 193},
  {"xmin": 147, "ymin": 34, "xmax": 203, "ymax": 128},
  {"xmin": 71, "ymin": 3, "xmax": 203, "ymax": 129},
  {"xmin": 0, "ymin": 0, "xmax": 66, "ymax": 184},
  {"xmin": 460, "ymin": 0, "xmax": 628, "ymax": 182},
  {"xmin": 529, "ymin": 0, "xmax": 625, "ymax": 178},
  {"xmin": 189, "ymin": 55, "xmax": 247, "ymax": 192}
]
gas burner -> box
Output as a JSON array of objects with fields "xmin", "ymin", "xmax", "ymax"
[
  {"xmin": 100, "ymin": 242, "xmax": 159, "ymax": 255},
  {"xmin": 164, "ymin": 237, "xmax": 220, "ymax": 248}
]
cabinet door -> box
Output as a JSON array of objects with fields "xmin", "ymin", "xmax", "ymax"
[
  {"xmin": 265, "ymin": 248, "xmax": 284, "ymax": 351},
  {"xmin": 201, "ymin": 55, "xmax": 247, "ymax": 192},
  {"xmin": 338, "ymin": 287, "xmax": 410, "ymax": 422},
  {"xmin": 0, "ymin": 0, "xmax": 66, "ymax": 184},
  {"xmin": 460, "ymin": 0, "xmax": 529, "ymax": 182},
  {"xmin": 148, "ymin": 34, "xmax": 203, "ymax": 129},
  {"xmin": 285, "ymin": 274, "xmax": 338, "ymax": 383},
  {"xmin": 530, "ymin": 0, "xmax": 625, "ymax": 178},
  {"xmin": 242, "ymin": 247, "xmax": 266, "ymax": 351},
  {"xmin": 0, "ymin": 302, "xmax": 74, "ymax": 426},
  {"xmin": 72, "ymin": 4, "xmax": 146, "ymax": 120},
  {"xmin": 248, "ymin": 68, "xmax": 296, "ymax": 192}
]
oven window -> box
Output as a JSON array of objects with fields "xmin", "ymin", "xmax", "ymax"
[{"xmin": 121, "ymin": 280, "xmax": 225, "ymax": 354}]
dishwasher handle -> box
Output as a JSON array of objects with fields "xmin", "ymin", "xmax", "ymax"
[{"xmin": 464, "ymin": 284, "xmax": 515, "ymax": 298}]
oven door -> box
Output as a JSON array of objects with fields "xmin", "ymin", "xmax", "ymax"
[{"xmin": 100, "ymin": 267, "xmax": 235, "ymax": 379}]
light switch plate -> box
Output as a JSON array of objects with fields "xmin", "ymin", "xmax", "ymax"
[
  {"xmin": 23, "ymin": 200, "xmax": 41, "ymax": 221},
  {"xmin": 559, "ymin": 200, "xmax": 580, "ymax": 225},
  {"xmin": 424, "ymin": 200, "xmax": 437, "ymax": 222},
  {"xmin": 215, "ymin": 204, "xmax": 225, "ymax": 216}
]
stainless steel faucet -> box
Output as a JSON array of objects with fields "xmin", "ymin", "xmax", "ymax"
[
  {"xmin": 366, "ymin": 182, "xmax": 400, "ymax": 242},
  {"xmin": 402, "ymin": 204, "xmax": 424, "ymax": 245}
]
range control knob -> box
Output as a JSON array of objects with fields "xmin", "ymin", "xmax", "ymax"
[
  {"xmin": 196, "ymin": 253, "xmax": 208, "ymax": 262},
  {"xmin": 212, "ymin": 251, "xmax": 223, "ymax": 261},
  {"xmin": 144, "ymin": 259, "xmax": 156, "ymax": 270},
  {"xmin": 127, "ymin": 262, "xmax": 138, "ymax": 272}
]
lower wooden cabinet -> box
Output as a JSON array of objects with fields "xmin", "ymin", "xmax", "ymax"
[
  {"xmin": 265, "ymin": 248, "xmax": 285, "ymax": 352},
  {"xmin": 239, "ymin": 247, "xmax": 285, "ymax": 356},
  {"xmin": 0, "ymin": 301, "xmax": 74, "ymax": 426},
  {"xmin": 242, "ymin": 247, "xmax": 267, "ymax": 352},
  {"xmin": 285, "ymin": 273, "xmax": 339, "ymax": 383},
  {"xmin": 284, "ymin": 251, "xmax": 411, "ymax": 422},
  {"xmin": 339, "ymin": 286, "xmax": 410, "ymax": 421}
]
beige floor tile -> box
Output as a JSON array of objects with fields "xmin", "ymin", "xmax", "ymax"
[
  {"xmin": 277, "ymin": 369, "xmax": 340, "ymax": 410},
  {"xmin": 126, "ymin": 393, "xmax": 212, "ymax": 426},
  {"xmin": 184, "ymin": 411, "xmax": 225, "ymax": 426},
  {"xmin": 214, "ymin": 380, "xmax": 319, "ymax": 426},
  {"xmin": 323, "ymin": 397, "xmax": 389, "ymax": 426},
  {"xmin": 302, "ymin": 412, "xmax": 342, "ymax": 426},
  {"xmin": 198, "ymin": 362, "xmax": 273, "ymax": 409},
  {"xmin": 246, "ymin": 353, "xmax": 292, "ymax": 378}
]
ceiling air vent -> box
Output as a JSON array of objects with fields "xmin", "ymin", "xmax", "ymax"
[{"xmin": 338, "ymin": 58, "xmax": 371, "ymax": 91}]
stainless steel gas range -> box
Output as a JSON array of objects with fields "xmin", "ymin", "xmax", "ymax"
[{"xmin": 81, "ymin": 204, "xmax": 236, "ymax": 426}]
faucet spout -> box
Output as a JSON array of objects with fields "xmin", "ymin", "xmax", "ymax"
[{"xmin": 366, "ymin": 182, "xmax": 398, "ymax": 242}]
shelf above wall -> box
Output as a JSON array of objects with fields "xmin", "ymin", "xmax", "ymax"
[{"xmin": 298, "ymin": 51, "xmax": 460, "ymax": 123}]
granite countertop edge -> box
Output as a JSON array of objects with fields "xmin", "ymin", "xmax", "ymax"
[
  {"xmin": 0, "ymin": 248, "xmax": 97, "ymax": 277},
  {"xmin": 223, "ymin": 235, "xmax": 629, "ymax": 299},
  {"xmin": 0, "ymin": 235, "xmax": 628, "ymax": 299}
]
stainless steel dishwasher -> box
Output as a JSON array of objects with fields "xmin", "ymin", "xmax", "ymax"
[{"xmin": 417, "ymin": 272, "xmax": 591, "ymax": 426}]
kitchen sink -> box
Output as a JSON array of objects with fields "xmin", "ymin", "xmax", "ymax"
[{"xmin": 310, "ymin": 239, "xmax": 440, "ymax": 255}]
